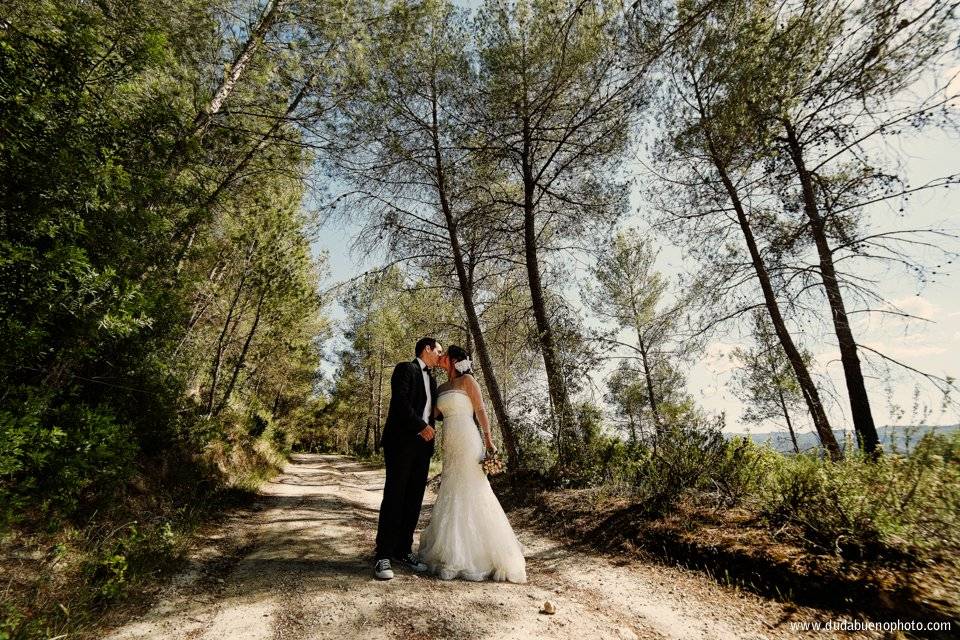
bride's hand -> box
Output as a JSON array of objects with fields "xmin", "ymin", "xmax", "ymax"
[{"xmin": 485, "ymin": 442, "xmax": 498, "ymax": 456}]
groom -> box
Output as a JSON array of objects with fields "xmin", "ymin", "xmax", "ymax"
[{"xmin": 373, "ymin": 337, "xmax": 443, "ymax": 580}]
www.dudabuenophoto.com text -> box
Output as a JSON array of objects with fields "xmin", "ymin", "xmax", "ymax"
[{"xmin": 789, "ymin": 619, "xmax": 952, "ymax": 633}]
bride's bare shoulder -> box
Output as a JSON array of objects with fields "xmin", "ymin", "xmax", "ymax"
[{"xmin": 459, "ymin": 374, "xmax": 481, "ymax": 393}]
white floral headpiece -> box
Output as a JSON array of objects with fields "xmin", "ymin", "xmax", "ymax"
[{"xmin": 454, "ymin": 358, "xmax": 472, "ymax": 373}]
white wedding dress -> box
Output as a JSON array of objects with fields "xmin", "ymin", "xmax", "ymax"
[{"xmin": 417, "ymin": 390, "xmax": 527, "ymax": 583}]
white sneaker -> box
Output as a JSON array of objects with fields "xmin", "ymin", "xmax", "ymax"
[{"xmin": 374, "ymin": 558, "xmax": 394, "ymax": 580}]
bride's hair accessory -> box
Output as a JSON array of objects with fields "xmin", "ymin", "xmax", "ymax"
[{"xmin": 447, "ymin": 345, "xmax": 472, "ymax": 374}]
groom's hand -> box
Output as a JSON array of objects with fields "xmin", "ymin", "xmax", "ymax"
[{"xmin": 418, "ymin": 425, "xmax": 435, "ymax": 442}]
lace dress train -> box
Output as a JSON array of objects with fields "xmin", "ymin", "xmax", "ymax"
[{"xmin": 417, "ymin": 390, "xmax": 527, "ymax": 583}]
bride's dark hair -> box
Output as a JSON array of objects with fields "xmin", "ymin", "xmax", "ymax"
[{"xmin": 447, "ymin": 345, "xmax": 472, "ymax": 376}]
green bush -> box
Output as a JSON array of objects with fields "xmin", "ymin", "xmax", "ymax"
[
  {"xmin": 558, "ymin": 435, "xmax": 638, "ymax": 489},
  {"xmin": 84, "ymin": 520, "xmax": 178, "ymax": 602},
  {"xmin": 510, "ymin": 409, "xmax": 558, "ymax": 479},
  {"xmin": 710, "ymin": 436, "xmax": 776, "ymax": 507},
  {"xmin": 548, "ymin": 403, "xmax": 617, "ymax": 488},
  {"xmin": 630, "ymin": 417, "xmax": 728, "ymax": 515},
  {"xmin": 539, "ymin": 401, "xmax": 770, "ymax": 515},
  {"xmin": 759, "ymin": 431, "xmax": 960, "ymax": 560},
  {"xmin": 249, "ymin": 414, "xmax": 269, "ymax": 438},
  {"xmin": 1, "ymin": 393, "xmax": 136, "ymax": 525}
]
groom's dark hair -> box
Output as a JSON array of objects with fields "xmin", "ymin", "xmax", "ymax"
[{"xmin": 415, "ymin": 337, "xmax": 438, "ymax": 357}]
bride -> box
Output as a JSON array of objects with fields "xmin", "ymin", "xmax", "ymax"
[{"xmin": 416, "ymin": 345, "xmax": 527, "ymax": 583}]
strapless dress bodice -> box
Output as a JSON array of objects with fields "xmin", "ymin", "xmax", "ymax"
[{"xmin": 437, "ymin": 389, "xmax": 473, "ymax": 417}]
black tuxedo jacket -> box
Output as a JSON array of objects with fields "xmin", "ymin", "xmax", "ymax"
[{"xmin": 380, "ymin": 359, "xmax": 437, "ymax": 450}]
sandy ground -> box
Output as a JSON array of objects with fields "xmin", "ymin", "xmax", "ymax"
[{"xmin": 103, "ymin": 454, "xmax": 864, "ymax": 640}]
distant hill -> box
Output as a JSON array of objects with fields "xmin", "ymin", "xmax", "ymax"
[{"xmin": 728, "ymin": 423, "xmax": 959, "ymax": 454}]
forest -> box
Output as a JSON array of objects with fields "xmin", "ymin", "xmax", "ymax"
[{"xmin": 1, "ymin": 0, "xmax": 959, "ymax": 637}]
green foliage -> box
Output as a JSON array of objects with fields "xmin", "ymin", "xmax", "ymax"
[
  {"xmin": 1, "ymin": 398, "xmax": 136, "ymax": 522},
  {"xmin": 509, "ymin": 373, "xmax": 793, "ymax": 530},
  {"xmin": 548, "ymin": 400, "xmax": 768, "ymax": 519},
  {"xmin": 564, "ymin": 436, "xmax": 638, "ymax": 490},
  {"xmin": 505, "ymin": 397, "xmax": 557, "ymax": 477},
  {"xmin": 710, "ymin": 436, "xmax": 776, "ymax": 507},
  {"xmin": 0, "ymin": 4, "xmax": 332, "ymax": 634},
  {"xmin": 551, "ymin": 387, "xmax": 960, "ymax": 564},
  {"xmin": 628, "ymin": 412, "xmax": 730, "ymax": 515},
  {"xmin": 548, "ymin": 402, "xmax": 612, "ymax": 487},
  {"xmin": 760, "ymin": 431, "xmax": 960, "ymax": 560},
  {"xmin": 1, "ymin": 0, "xmax": 329, "ymax": 529},
  {"xmin": 1, "ymin": 1, "xmax": 200, "ymax": 521},
  {"xmin": 553, "ymin": 400, "xmax": 960, "ymax": 564},
  {"xmin": 85, "ymin": 520, "xmax": 179, "ymax": 603}
]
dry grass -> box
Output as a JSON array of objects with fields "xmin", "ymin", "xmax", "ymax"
[
  {"xmin": 0, "ymin": 432, "xmax": 283, "ymax": 640},
  {"xmin": 492, "ymin": 476, "xmax": 960, "ymax": 626}
]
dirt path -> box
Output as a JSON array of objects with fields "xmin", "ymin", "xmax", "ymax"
[{"xmin": 103, "ymin": 454, "xmax": 849, "ymax": 640}]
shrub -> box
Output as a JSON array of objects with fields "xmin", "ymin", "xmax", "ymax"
[
  {"xmin": 510, "ymin": 407, "xmax": 557, "ymax": 479},
  {"xmin": 630, "ymin": 417, "xmax": 729, "ymax": 515},
  {"xmin": 759, "ymin": 431, "xmax": 960, "ymax": 560},
  {"xmin": 542, "ymin": 401, "xmax": 769, "ymax": 513},
  {"xmin": 1, "ymin": 393, "xmax": 136, "ymax": 527},
  {"xmin": 83, "ymin": 520, "xmax": 178, "ymax": 602},
  {"xmin": 557, "ymin": 435, "xmax": 639, "ymax": 489},
  {"xmin": 709, "ymin": 436, "xmax": 777, "ymax": 507},
  {"xmin": 548, "ymin": 403, "xmax": 618, "ymax": 488}
]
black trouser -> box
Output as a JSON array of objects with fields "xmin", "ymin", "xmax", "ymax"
[{"xmin": 374, "ymin": 440, "xmax": 432, "ymax": 560}]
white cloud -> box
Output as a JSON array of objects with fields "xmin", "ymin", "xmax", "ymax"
[
  {"xmin": 863, "ymin": 339, "xmax": 948, "ymax": 361},
  {"xmin": 890, "ymin": 295, "xmax": 940, "ymax": 321},
  {"xmin": 702, "ymin": 341, "xmax": 740, "ymax": 374}
]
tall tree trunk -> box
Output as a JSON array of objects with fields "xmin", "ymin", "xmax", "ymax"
[
  {"xmin": 784, "ymin": 120, "xmax": 880, "ymax": 456},
  {"xmin": 522, "ymin": 197, "xmax": 578, "ymax": 460},
  {"xmin": 206, "ymin": 241, "xmax": 256, "ymax": 416},
  {"xmin": 428, "ymin": 85, "xmax": 520, "ymax": 469},
  {"xmin": 715, "ymin": 161, "xmax": 841, "ymax": 458},
  {"xmin": 778, "ymin": 388, "xmax": 801, "ymax": 454},
  {"xmin": 520, "ymin": 124, "xmax": 579, "ymax": 463},
  {"xmin": 693, "ymin": 105, "xmax": 841, "ymax": 457},
  {"xmin": 213, "ymin": 289, "xmax": 266, "ymax": 416},
  {"xmin": 636, "ymin": 333, "xmax": 662, "ymax": 432},
  {"xmin": 192, "ymin": 0, "xmax": 290, "ymax": 137}
]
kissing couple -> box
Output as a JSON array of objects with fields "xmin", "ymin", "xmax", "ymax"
[{"xmin": 372, "ymin": 337, "xmax": 527, "ymax": 583}]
